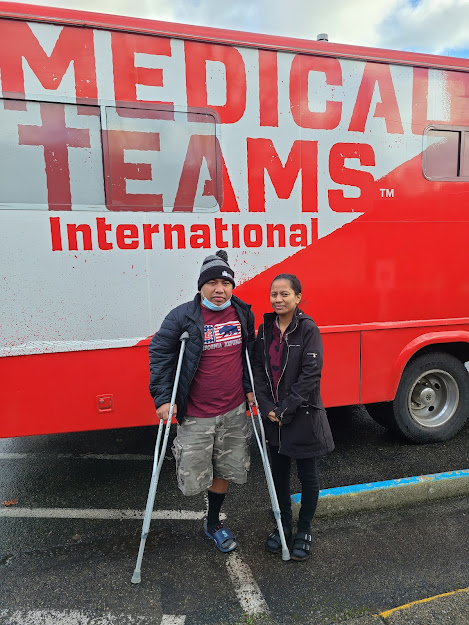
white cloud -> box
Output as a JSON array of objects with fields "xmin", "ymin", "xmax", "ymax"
[
  {"xmin": 16, "ymin": 0, "xmax": 178, "ymax": 21},
  {"xmin": 378, "ymin": 0, "xmax": 469, "ymax": 55},
  {"xmin": 6, "ymin": 0, "xmax": 469, "ymax": 57},
  {"xmin": 241, "ymin": 0, "xmax": 403, "ymax": 46}
]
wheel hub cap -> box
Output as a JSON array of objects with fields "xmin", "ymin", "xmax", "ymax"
[
  {"xmin": 411, "ymin": 384, "xmax": 436, "ymax": 406},
  {"xmin": 408, "ymin": 369, "xmax": 459, "ymax": 428}
]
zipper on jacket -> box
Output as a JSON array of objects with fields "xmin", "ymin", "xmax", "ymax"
[
  {"xmin": 276, "ymin": 315, "xmax": 300, "ymax": 454},
  {"xmin": 263, "ymin": 313, "xmax": 299, "ymax": 454},
  {"xmin": 262, "ymin": 325, "xmax": 282, "ymax": 452},
  {"xmin": 262, "ymin": 314, "xmax": 298, "ymax": 407},
  {"xmin": 263, "ymin": 328, "xmax": 276, "ymax": 403},
  {"xmin": 185, "ymin": 311, "xmax": 205, "ymax": 395},
  {"xmin": 275, "ymin": 336, "xmax": 290, "ymax": 409},
  {"xmin": 233, "ymin": 298, "xmax": 254, "ymax": 396},
  {"xmin": 274, "ymin": 315, "xmax": 299, "ymax": 407},
  {"xmin": 187, "ymin": 350, "xmax": 202, "ymax": 391}
]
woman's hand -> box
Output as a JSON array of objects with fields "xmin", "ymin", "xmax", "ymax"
[{"xmin": 267, "ymin": 410, "xmax": 281, "ymax": 424}]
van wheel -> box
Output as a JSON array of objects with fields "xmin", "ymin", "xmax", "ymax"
[{"xmin": 366, "ymin": 352, "xmax": 469, "ymax": 443}]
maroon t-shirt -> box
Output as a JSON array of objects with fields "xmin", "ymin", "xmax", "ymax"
[{"xmin": 185, "ymin": 304, "xmax": 245, "ymax": 418}]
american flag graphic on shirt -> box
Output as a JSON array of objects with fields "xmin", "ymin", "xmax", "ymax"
[{"xmin": 204, "ymin": 321, "xmax": 242, "ymax": 346}]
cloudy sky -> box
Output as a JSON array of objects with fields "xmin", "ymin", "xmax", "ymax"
[{"xmin": 7, "ymin": 0, "xmax": 469, "ymax": 58}]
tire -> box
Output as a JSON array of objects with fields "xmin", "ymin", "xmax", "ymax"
[
  {"xmin": 367, "ymin": 352, "xmax": 469, "ymax": 443},
  {"xmin": 365, "ymin": 402, "xmax": 396, "ymax": 431}
]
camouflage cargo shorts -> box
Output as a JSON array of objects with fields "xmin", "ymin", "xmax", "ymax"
[{"xmin": 172, "ymin": 402, "xmax": 252, "ymax": 496}]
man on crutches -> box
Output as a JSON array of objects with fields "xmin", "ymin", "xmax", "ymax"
[{"xmin": 148, "ymin": 250, "xmax": 255, "ymax": 554}]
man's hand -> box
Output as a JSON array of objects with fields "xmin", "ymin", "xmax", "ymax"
[
  {"xmin": 156, "ymin": 402, "xmax": 177, "ymax": 422},
  {"xmin": 246, "ymin": 392, "xmax": 255, "ymax": 407}
]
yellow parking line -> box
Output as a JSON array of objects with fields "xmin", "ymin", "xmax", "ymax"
[{"xmin": 379, "ymin": 587, "xmax": 469, "ymax": 618}]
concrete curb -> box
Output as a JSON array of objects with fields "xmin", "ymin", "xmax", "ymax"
[{"xmin": 291, "ymin": 469, "xmax": 469, "ymax": 517}]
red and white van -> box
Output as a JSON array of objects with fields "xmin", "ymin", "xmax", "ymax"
[{"xmin": 1, "ymin": 2, "xmax": 469, "ymax": 442}]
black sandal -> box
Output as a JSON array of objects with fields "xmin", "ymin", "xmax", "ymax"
[
  {"xmin": 291, "ymin": 531, "xmax": 313, "ymax": 561},
  {"xmin": 265, "ymin": 527, "xmax": 292, "ymax": 554}
]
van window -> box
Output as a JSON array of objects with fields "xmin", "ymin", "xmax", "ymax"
[
  {"xmin": 0, "ymin": 99, "xmax": 221, "ymax": 211},
  {"xmin": 423, "ymin": 125, "xmax": 469, "ymax": 181},
  {"xmin": 105, "ymin": 106, "xmax": 221, "ymax": 212},
  {"xmin": 0, "ymin": 99, "xmax": 104, "ymax": 210}
]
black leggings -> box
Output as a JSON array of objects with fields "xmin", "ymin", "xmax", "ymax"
[{"xmin": 269, "ymin": 446, "xmax": 320, "ymax": 534}]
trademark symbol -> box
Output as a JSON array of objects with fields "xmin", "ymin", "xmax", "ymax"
[{"xmin": 380, "ymin": 188, "xmax": 394, "ymax": 198}]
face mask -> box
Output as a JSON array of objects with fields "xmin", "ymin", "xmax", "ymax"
[{"xmin": 202, "ymin": 296, "xmax": 232, "ymax": 311}]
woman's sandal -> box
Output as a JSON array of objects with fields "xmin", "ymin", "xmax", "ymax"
[
  {"xmin": 265, "ymin": 527, "xmax": 292, "ymax": 554},
  {"xmin": 203, "ymin": 519, "xmax": 237, "ymax": 553},
  {"xmin": 291, "ymin": 531, "xmax": 313, "ymax": 561}
]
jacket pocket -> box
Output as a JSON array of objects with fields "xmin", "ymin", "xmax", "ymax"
[{"xmin": 283, "ymin": 405, "xmax": 314, "ymax": 444}]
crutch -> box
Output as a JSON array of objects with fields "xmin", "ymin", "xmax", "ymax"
[
  {"xmin": 245, "ymin": 348, "xmax": 291, "ymax": 561},
  {"xmin": 131, "ymin": 331, "xmax": 189, "ymax": 584}
]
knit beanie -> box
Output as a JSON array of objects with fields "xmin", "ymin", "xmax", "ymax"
[{"xmin": 197, "ymin": 250, "xmax": 235, "ymax": 290}]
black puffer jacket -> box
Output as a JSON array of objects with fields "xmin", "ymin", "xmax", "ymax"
[
  {"xmin": 253, "ymin": 308, "xmax": 334, "ymax": 458},
  {"xmin": 149, "ymin": 294, "xmax": 255, "ymax": 424}
]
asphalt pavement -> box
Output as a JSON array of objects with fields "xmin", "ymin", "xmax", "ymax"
[{"xmin": 0, "ymin": 405, "xmax": 468, "ymax": 624}]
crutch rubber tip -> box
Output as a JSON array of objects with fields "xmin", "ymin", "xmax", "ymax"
[
  {"xmin": 131, "ymin": 571, "xmax": 142, "ymax": 584},
  {"xmin": 282, "ymin": 550, "xmax": 291, "ymax": 561}
]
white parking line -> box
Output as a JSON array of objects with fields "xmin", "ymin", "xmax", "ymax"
[
  {"xmin": 225, "ymin": 552, "xmax": 270, "ymax": 616},
  {"xmin": 0, "ymin": 507, "xmax": 226, "ymax": 521},
  {"xmin": 0, "ymin": 609, "xmax": 184, "ymax": 624},
  {"xmin": 0, "ymin": 453, "xmax": 153, "ymax": 461},
  {"xmin": 1, "ymin": 507, "xmax": 269, "ymax": 617},
  {"xmin": 1, "ymin": 451, "xmax": 268, "ymax": 620}
]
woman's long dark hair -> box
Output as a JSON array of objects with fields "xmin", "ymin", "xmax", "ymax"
[{"xmin": 271, "ymin": 273, "xmax": 302, "ymax": 296}]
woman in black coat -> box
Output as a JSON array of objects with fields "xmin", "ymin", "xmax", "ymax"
[{"xmin": 253, "ymin": 273, "xmax": 334, "ymax": 560}]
